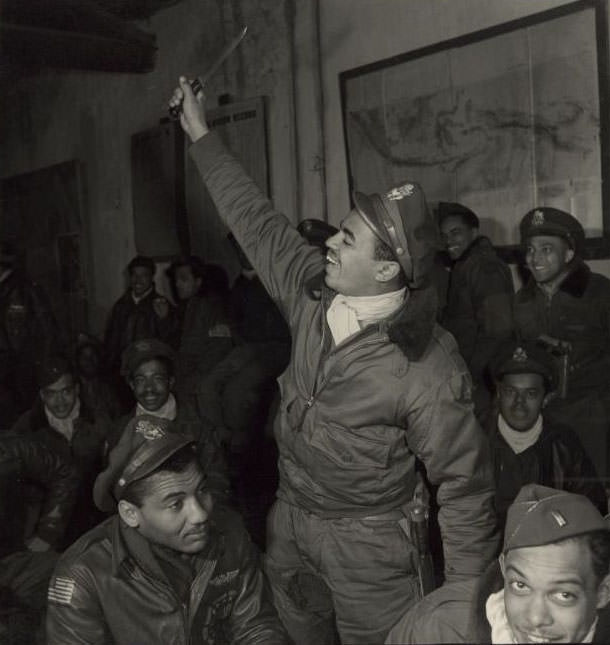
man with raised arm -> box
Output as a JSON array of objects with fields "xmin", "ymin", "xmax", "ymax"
[{"xmin": 168, "ymin": 78, "xmax": 498, "ymax": 644}]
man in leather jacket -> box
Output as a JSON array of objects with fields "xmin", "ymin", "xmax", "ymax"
[
  {"xmin": 486, "ymin": 340, "xmax": 607, "ymax": 528},
  {"xmin": 46, "ymin": 415, "xmax": 286, "ymax": 645},
  {"xmin": 438, "ymin": 202, "xmax": 514, "ymax": 418},
  {"xmin": 1, "ymin": 433, "xmax": 78, "ymax": 642}
]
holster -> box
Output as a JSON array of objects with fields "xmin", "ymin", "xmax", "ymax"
[{"xmin": 398, "ymin": 486, "xmax": 436, "ymax": 597}]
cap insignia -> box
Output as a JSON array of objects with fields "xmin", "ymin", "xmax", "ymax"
[
  {"xmin": 386, "ymin": 184, "xmax": 414, "ymax": 201},
  {"xmin": 551, "ymin": 510, "xmax": 567, "ymax": 527},
  {"xmin": 532, "ymin": 210, "xmax": 545, "ymax": 227},
  {"xmin": 512, "ymin": 347, "xmax": 528, "ymax": 362},
  {"xmin": 134, "ymin": 340, "xmax": 152, "ymax": 352},
  {"xmin": 135, "ymin": 418, "xmax": 165, "ymax": 440}
]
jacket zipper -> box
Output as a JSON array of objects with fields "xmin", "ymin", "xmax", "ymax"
[{"xmin": 297, "ymin": 320, "xmax": 385, "ymax": 427}]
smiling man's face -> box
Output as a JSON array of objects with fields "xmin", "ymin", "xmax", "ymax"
[
  {"xmin": 501, "ymin": 539, "xmax": 610, "ymax": 643},
  {"xmin": 324, "ymin": 210, "xmax": 384, "ymax": 296},
  {"xmin": 440, "ymin": 214, "xmax": 478, "ymax": 260}
]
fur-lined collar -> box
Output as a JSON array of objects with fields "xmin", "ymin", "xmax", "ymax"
[
  {"xmin": 522, "ymin": 259, "xmax": 591, "ymax": 299},
  {"xmin": 457, "ymin": 235, "xmax": 497, "ymax": 264},
  {"xmin": 306, "ymin": 271, "xmax": 437, "ymax": 361}
]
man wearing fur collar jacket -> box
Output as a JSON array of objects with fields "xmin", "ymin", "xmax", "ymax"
[
  {"xmin": 168, "ymin": 79, "xmax": 498, "ymax": 644},
  {"xmin": 386, "ymin": 484, "xmax": 610, "ymax": 644},
  {"xmin": 513, "ymin": 207, "xmax": 610, "ymax": 480}
]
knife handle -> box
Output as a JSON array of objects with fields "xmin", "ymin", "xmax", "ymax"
[{"xmin": 168, "ymin": 78, "xmax": 204, "ymax": 119}]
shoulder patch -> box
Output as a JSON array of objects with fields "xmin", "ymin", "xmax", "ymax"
[
  {"xmin": 48, "ymin": 576, "xmax": 76, "ymax": 605},
  {"xmin": 448, "ymin": 373, "xmax": 473, "ymax": 404}
]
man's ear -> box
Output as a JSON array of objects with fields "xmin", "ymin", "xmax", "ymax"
[
  {"xmin": 118, "ymin": 500, "xmax": 140, "ymax": 528},
  {"xmin": 128, "ymin": 378, "xmax": 135, "ymax": 393},
  {"xmin": 374, "ymin": 261, "xmax": 401, "ymax": 284},
  {"xmin": 565, "ymin": 247, "xmax": 575, "ymax": 264},
  {"xmin": 596, "ymin": 573, "xmax": 610, "ymax": 609},
  {"xmin": 169, "ymin": 376, "xmax": 176, "ymax": 391},
  {"xmin": 499, "ymin": 553, "xmax": 506, "ymax": 577}
]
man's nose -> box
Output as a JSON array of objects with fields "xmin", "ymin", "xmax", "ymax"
[
  {"xmin": 527, "ymin": 594, "xmax": 553, "ymax": 628},
  {"xmin": 187, "ymin": 494, "xmax": 211, "ymax": 524},
  {"xmin": 326, "ymin": 232, "xmax": 340, "ymax": 249}
]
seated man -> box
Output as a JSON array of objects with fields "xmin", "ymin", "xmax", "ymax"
[
  {"xmin": 1, "ymin": 433, "xmax": 78, "ymax": 643},
  {"xmin": 11, "ymin": 355, "xmax": 110, "ymax": 546},
  {"xmin": 108, "ymin": 338, "xmax": 228, "ymax": 499},
  {"xmin": 488, "ymin": 340, "xmax": 607, "ymax": 527},
  {"xmin": 103, "ymin": 255, "xmax": 176, "ymax": 378},
  {"xmin": 386, "ymin": 484, "xmax": 610, "ymax": 644},
  {"xmin": 74, "ymin": 333, "xmax": 123, "ymax": 421},
  {"xmin": 46, "ymin": 416, "xmax": 287, "ymax": 645},
  {"xmin": 438, "ymin": 202, "xmax": 514, "ymax": 418},
  {"xmin": 514, "ymin": 207, "xmax": 610, "ymax": 478}
]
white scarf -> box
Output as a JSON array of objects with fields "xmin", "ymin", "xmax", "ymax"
[
  {"xmin": 326, "ymin": 288, "xmax": 406, "ymax": 345},
  {"xmin": 498, "ymin": 413, "xmax": 543, "ymax": 454},
  {"xmin": 45, "ymin": 398, "xmax": 81, "ymax": 443},
  {"xmin": 486, "ymin": 588, "xmax": 597, "ymax": 643},
  {"xmin": 136, "ymin": 393, "xmax": 177, "ymax": 421}
]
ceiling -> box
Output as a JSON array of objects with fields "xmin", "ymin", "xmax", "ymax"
[{"xmin": 1, "ymin": 0, "xmax": 185, "ymax": 74}]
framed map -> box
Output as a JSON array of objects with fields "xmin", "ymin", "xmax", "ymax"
[{"xmin": 340, "ymin": 0, "xmax": 610, "ymax": 260}]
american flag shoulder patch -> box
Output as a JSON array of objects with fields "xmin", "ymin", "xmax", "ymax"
[{"xmin": 48, "ymin": 576, "xmax": 76, "ymax": 605}]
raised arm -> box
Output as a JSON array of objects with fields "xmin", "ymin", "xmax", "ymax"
[{"xmin": 170, "ymin": 78, "xmax": 324, "ymax": 312}]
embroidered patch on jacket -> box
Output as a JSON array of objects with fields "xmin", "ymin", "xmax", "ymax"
[
  {"xmin": 135, "ymin": 418, "xmax": 165, "ymax": 440},
  {"xmin": 386, "ymin": 184, "xmax": 414, "ymax": 200},
  {"xmin": 209, "ymin": 569, "xmax": 239, "ymax": 586},
  {"xmin": 48, "ymin": 577, "xmax": 76, "ymax": 605}
]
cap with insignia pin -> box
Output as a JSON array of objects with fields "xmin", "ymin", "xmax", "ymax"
[
  {"xmin": 93, "ymin": 415, "xmax": 195, "ymax": 513},
  {"xmin": 503, "ymin": 484, "xmax": 609, "ymax": 553},
  {"xmin": 490, "ymin": 340, "xmax": 556, "ymax": 390},
  {"xmin": 352, "ymin": 181, "xmax": 439, "ymax": 288},
  {"xmin": 520, "ymin": 207, "xmax": 585, "ymax": 253}
]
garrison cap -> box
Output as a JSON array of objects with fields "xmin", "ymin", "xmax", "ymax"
[
  {"xmin": 437, "ymin": 202, "xmax": 479, "ymax": 229},
  {"xmin": 490, "ymin": 340, "xmax": 556, "ymax": 390},
  {"xmin": 520, "ymin": 207, "xmax": 585, "ymax": 253},
  {"xmin": 38, "ymin": 354, "xmax": 74, "ymax": 389},
  {"xmin": 503, "ymin": 484, "xmax": 609, "ymax": 554},
  {"xmin": 127, "ymin": 255, "xmax": 155, "ymax": 274},
  {"xmin": 353, "ymin": 181, "xmax": 439, "ymax": 289},
  {"xmin": 120, "ymin": 338, "xmax": 175, "ymax": 378},
  {"xmin": 93, "ymin": 415, "xmax": 196, "ymax": 513}
]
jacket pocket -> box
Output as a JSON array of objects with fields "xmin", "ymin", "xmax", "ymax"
[{"xmin": 309, "ymin": 423, "xmax": 391, "ymax": 469}]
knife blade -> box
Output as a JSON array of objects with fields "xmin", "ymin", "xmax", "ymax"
[{"xmin": 169, "ymin": 26, "xmax": 248, "ymax": 119}]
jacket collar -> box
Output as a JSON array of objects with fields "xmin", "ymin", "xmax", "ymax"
[
  {"xmin": 455, "ymin": 235, "xmax": 495, "ymax": 264},
  {"xmin": 522, "ymin": 259, "xmax": 590, "ymax": 300},
  {"xmin": 467, "ymin": 560, "xmax": 503, "ymax": 643},
  {"xmin": 110, "ymin": 515, "xmax": 221, "ymax": 581},
  {"xmin": 315, "ymin": 277, "xmax": 437, "ymax": 361}
]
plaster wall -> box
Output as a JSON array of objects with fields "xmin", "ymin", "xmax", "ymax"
[{"xmin": 0, "ymin": 0, "xmax": 299, "ymax": 333}]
